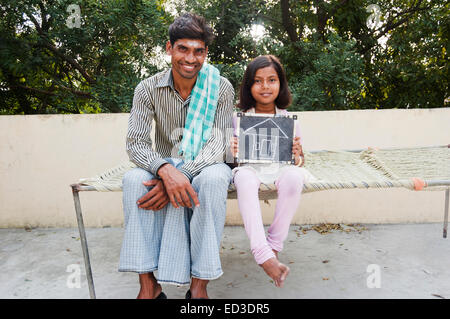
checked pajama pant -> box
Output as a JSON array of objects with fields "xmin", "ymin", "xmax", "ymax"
[{"xmin": 118, "ymin": 158, "xmax": 231, "ymax": 285}]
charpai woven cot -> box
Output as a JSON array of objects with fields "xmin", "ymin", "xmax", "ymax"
[
  {"xmin": 75, "ymin": 145, "xmax": 450, "ymax": 197},
  {"xmin": 70, "ymin": 145, "xmax": 450, "ymax": 298}
]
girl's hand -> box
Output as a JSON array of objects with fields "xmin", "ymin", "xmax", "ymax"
[
  {"xmin": 292, "ymin": 137, "xmax": 305, "ymax": 167},
  {"xmin": 230, "ymin": 136, "xmax": 239, "ymax": 157}
]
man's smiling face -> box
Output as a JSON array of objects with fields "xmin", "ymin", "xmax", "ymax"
[{"xmin": 166, "ymin": 39, "xmax": 208, "ymax": 80}]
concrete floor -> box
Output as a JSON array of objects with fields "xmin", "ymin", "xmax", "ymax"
[{"xmin": 0, "ymin": 223, "xmax": 449, "ymax": 299}]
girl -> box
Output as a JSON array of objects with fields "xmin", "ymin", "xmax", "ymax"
[{"xmin": 231, "ymin": 55, "xmax": 311, "ymax": 288}]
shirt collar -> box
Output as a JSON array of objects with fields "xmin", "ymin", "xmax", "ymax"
[
  {"xmin": 155, "ymin": 69, "xmax": 175, "ymax": 90},
  {"xmin": 156, "ymin": 69, "xmax": 192, "ymax": 106}
]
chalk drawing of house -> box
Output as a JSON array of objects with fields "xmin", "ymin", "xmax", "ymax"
[{"xmin": 242, "ymin": 118, "xmax": 290, "ymax": 161}]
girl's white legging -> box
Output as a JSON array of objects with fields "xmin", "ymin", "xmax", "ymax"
[{"xmin": 233, "ymin": 166, "xmax": 305, "ymax": 265}]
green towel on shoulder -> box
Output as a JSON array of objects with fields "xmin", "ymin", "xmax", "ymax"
[{"xmin": 179, "ymin": 63, "xmax": 220, "ymax": 161}]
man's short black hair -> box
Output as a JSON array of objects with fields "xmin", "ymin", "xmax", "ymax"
[
  {"xmin": 238, "ymin": 55, "xmax": 292, "ymax": 111},
  {"xmin": 169, "ymin": 12, "xmax": 215, "ymax": 47}
]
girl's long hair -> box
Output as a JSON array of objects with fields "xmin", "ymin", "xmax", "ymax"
[{"xmin": 237, "ymin": 55, "xmax": 292, "ymax": 111}]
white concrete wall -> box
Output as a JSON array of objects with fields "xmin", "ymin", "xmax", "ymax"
[{"xmin": 1, "ymin": 108, "xmax": 449, "ymax": 228}]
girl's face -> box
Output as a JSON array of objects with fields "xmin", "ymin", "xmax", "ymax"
[{"xmin": 251, "ymin": 66, "xmax": 280, "ymax": 110}]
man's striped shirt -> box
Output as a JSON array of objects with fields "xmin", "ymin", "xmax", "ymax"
[{"xmin": 126, "ymin": 68, "xmax": 235, "ymax": 181}]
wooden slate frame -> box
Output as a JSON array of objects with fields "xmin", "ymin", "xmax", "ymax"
[{"xmin": 235, "ymin": 112, "xmax": 298, "ymax": 164}]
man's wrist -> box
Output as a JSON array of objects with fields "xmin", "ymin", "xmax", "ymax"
[
  {"xmin": 157, "ymin": 163, "xmax": 192, "ymax": 182},
  {"xmin": 151, "ymin": 158, "xmax": 170, "ymax": 177},
  {"xmin": 178, "ymin": 167, "xmax": 194, "ymax": 182},
  {"xmin": 156, "ymin": 163, "xmax": 172, "ymax": 178}
]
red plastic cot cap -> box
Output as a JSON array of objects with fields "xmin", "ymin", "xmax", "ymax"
[{"xmin": 412, "ymin": 178, "xmax": 426, "ymax": 191}]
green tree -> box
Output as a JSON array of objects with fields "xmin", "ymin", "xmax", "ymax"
[
  {"xmin": 369, "ymin": 0, "xmax": 449, "ymax": 109},
  {"xmin": 182, "ymin": 0, "xmax": 448, "ymax": 111},
  {"xmin": 0, "ymin": 0, "xmax": 170, "ymax": 114},
  {"xmin": 2, "ymin": 0, "xmax": 448, "ymax": 113}
]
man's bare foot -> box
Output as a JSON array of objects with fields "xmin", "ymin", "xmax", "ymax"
[
  {"xmin": 137, "ymin": 273, "xmax": 162, "ymax": 299},
  {"xmin": 189, "ymin": 278, "xmax": 209, "ymax": 299},
  {"xmin": 260, "ymin": 257, "xmax": 290, "ymax": 287}
]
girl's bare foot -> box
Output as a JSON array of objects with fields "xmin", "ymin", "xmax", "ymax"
[
  {"xmin": 278, "ymin": 263, "xmax": 290, "ymax": 287},
  {"xmin": 272, "ymin": 249, "xmax": 278, "ymax": 259},
  {"xmin": 260, "ymin": 257, "xmax": 290, "ymax": 287},
  {"xmin": 270, "ymin": 250, "xmax": 289, "ymax": 286}
]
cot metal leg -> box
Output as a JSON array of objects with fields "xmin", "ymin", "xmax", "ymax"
[
  {"xmin": 71, "ymin": 185, "xmax": 96, "ymax": 299},
  {"xmin": 444, "ymin": 189, "xmax": 449, "ymax": 239}
]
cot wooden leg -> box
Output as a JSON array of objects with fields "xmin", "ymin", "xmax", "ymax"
[
  {"xmin": 71, "ymin": 185, "xmax": 96, "ymax": 299},
  {"xmin": 444, "ymin": 189, "xmax": 449, "ymax": 239}
]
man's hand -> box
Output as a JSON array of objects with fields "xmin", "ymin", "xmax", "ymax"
[
  {"xmin": 137, "ymin": 179, "xmax": 170, "ymax": 211},
  {"xmin": 157, "ymin": 164, "xmax": 200, "ymax": 209}
]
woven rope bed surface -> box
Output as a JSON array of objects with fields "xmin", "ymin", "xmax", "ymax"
[{"xmin": 78, "ymin": 145, "xmax": 450, "ymax": 200}]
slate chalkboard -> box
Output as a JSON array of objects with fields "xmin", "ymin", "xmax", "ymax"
[{"xmin": 236, "ymin": 112, "xmax": 297, "ymax": 164}]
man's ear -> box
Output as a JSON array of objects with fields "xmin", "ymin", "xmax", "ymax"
[{"xmin": 166, "ymin": 40, "xmax": 172, "ymax": 55}]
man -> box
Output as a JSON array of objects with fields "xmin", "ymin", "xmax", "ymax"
[{"xmin": 119, "ymin": 13, "xmax": 235, "ymax": 299}]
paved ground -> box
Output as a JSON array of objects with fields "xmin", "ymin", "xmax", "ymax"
[{"xmin": 0, "ymin": 223, "xmax": 448, "ymax": 299}]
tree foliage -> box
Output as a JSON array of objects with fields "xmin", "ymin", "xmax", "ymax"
[
  {"xmin": 182, "ymin": 0, "xmax": 448, "ymax": 111},
  {"xmin": 0, "ymin": 0, "xmax": 169, "ymax": 114},
  {"xmin": 0, "ymin": 0, "xmax": 448, "ymax": 114}
]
